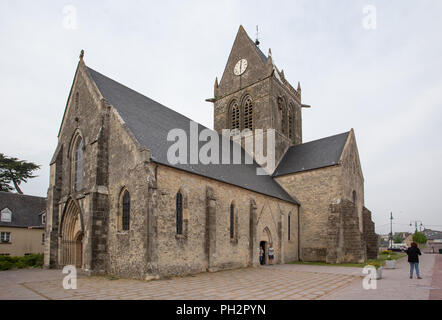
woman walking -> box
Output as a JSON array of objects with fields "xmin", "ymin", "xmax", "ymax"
[{"xmin": 406, "ymin": 242, "xmax": 422, "ymax": 279}]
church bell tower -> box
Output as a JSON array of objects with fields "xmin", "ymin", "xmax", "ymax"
[{"xmin": 207, "ymin": 26, "xmax": 307, "ymax": 170}]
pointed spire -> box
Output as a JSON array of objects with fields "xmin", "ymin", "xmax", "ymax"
[
  {"xmin": 214, "ymin": 77, "xmax": 219, "ymax": 97},
  {"xmin": 280, "ymin": 69, "xmax": 285, "ymax": 79},
  {"xmin": 267, "ymin": 48, "xmax": 273, "ymax": 68},
  {"xmin": 297, "ymin": 81, "xmax": 301, "ymax": 91},
  {"xmin": 79, "ymin": 49, "xmax": 84, "ymax": 60}
]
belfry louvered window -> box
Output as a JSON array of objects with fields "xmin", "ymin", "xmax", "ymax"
[
  {"xmin": 122, "ymin": 190, "xmax": 130, "ymax": 231},
  {"xmin": 278, "ymin": 97, "xmax": 288, "ymax": 136},
  {"xmin": 230, "ymin": 101, "xmax": 240, "ymax": 131},
  {"xmin": 243, "ymin": 96, "xmax": 253, "ymax": 131},
  {"xmin": 288, "ymin": 104, "xmax": 294, "ymax": 140},
  {"xmin": 176, "ymin": 192, "xmax": 183, "ymax": 235},
  {"xmin": 230, "ymin": 203, "xmax": 235, "ymax": 239}
]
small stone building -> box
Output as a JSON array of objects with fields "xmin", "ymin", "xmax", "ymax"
[
  {"xmin": 0, "ymin": 192, "xmax": 46, "ymax": 256},
  {"xmin": 44, "ymin": 26, "xmax": 377, "ymax": 279}
]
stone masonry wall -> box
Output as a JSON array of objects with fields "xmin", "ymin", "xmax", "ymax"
[
  {"xmin": 363, "ymin": 207, "xmax": 379, "ymax": 260},
  {"xmin": 106, "ymin": 108, "xmax": 153, "ymax": 279},
  {"xmin": 340, "ymin": 130, "xmax": 365, "ymax": 233},
  {"xmin": 45, "ymin": 61, "xmax": 110, "ymax": 272},
  {"xmin": 152, "ymin": 164, "xmax": 299, "ymax": 277},
  {"xmin": 275, "ymin": 165, "xmax": 342, "ymax": 262},
  {"xmin": 341, "ymin": 199, "xmax": 366, "ymax": 263},
  {"xmin": 327, "ymin": 199, "xmax": 367, "ymax": 263}
]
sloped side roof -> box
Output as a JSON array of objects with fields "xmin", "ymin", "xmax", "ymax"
[
  {"xmin": 273, "ymin": 132, "xmax": 350, "ymax": 177},
  {"xmin": 0, "ymin": 192, "xmax": 46, "ymax": 228},
  {"xmin": 86, "ymin": 67, "xmax": 298, "ymax": 204}
]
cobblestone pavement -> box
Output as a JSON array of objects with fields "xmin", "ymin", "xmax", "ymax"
[
  {"xmin": 0, "ymin": 264, "xmax": 359, "ymax": 300},
  {"xmin": 3, "ymin": 256, "xmax": 439, "ymax": 300},
  {"xmin": 322, "ymin": 254, "xmax": 440, "ymax": 300},
  {"xmin": 430, "ymin": 254, "xmax": 442, "ymax": 300}
]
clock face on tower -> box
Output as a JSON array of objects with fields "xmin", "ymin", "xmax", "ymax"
[{"xmin": 233, "ymin": 59, "xmax": 248, "ymax": 76}]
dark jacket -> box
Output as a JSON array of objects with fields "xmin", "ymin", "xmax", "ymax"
[{"xmin": 406, "ymin": 246, "xmax": 422, "ymax": 263}]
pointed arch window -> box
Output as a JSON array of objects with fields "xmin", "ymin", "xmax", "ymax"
[
  {"xmin": 73, "ymin": 136, "xmax": 84, "ymax": 191},
  {"xmin": 122, "ymin": 190, "xmax": 130, "ymax": 231},
  {"xmin": 230, "ymin": 203, "xmax": 235, "ymax": 239},
  {"xmin": 230, "ymin": 100, "xmax": 240, "ymax": 131},
  {"xmin": 278, "ymin": 97, "xmax": 288, "ymax": 136},
  {"xmin": 243, "ymin": 96, "xmax": 253, "ymax": 131},
  {"xmin": 176, "ymin": 192, "xmax": 183, "ymax": 235}
]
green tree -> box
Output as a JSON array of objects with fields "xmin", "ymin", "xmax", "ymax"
[
  {"xmin": 0, "ymin": 153, "xmax": 40, "ymax": 194},
  {"xmin": 394, "ymin": 235, "xmax": 403, "ymax": 244},
  {"xmin": 412, "ymin": 231, "xmax": 427, "ymax": 244}
]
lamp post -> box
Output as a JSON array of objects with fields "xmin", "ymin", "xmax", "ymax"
[
  {"xmin": 389, "ymin": 212, "xmax": 393, "ymax": 249},
  {"xmin": 410, "ymin": 221, "xmax": 424, "ymax": 233}
]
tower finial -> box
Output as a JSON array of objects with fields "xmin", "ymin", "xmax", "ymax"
[
  {"xmin": 297, "ymin": 81, "xmax": 301, "ymax": 91},
  {"xmin": 255, "ymin": 25, "xmax": 260, "ymax": 46},
  {"xmin": 79, "ymin": 49, "xmax": 84, "ymax": 60}
]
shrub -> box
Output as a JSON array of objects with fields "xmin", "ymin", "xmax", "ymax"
[
  {"xmin": 381, "ymin": 250, "xmax": 393, "ymax": 255},
  {"xmin": 23, "ymin": 254, "xmax": 43, "ymax": 267},
  {"xmin": 368, "ymin": 261, "xmax": 382, "ymax": 269},
  {"xmin": 0, "ymin": 254, "xmax": 43, "ymax": 271},
  {"xmin": 0, "ymin": 261, "xmax": 13, "ymax": 271}
]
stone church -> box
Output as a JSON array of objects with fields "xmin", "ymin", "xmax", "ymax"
[{"xmin": 44, "ymin": 26, "xmax": 378, "ymax": 279}]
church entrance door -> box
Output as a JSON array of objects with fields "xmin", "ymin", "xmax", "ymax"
[
  {"xmin": 60, "ymin": 199, "xmax": 83, "ymax": 268},
  {"xmin": 75, "ymin": 233, "xmax": 83, "ymax": 268},
  {"xmin": 260, "ymin": 241, "xmax": 267, "ymax": 265},
  {"xmin": 259, "ymin": 227, "xmax": 272, "ymax": 265}
]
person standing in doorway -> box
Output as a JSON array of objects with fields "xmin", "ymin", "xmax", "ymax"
[
  {"xmin": 268, "ymin": 244, "xmax": 274, "ymax": 265},
  {"xmin": 259, "ymin": 247, "xmax": 264, "ymax": 265},
  {"xmin": 406, "ymin": 242, "xmax": 422, "ymax": 279}
]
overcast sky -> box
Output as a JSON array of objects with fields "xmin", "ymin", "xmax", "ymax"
[{"xmin": 1, "ymin": 0, "xmax": 441, "ymax": 234}]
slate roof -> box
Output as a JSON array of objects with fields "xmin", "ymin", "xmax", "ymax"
[
  {"xmin": 86, "ymin": 67, "xmax": 298, "ymax": 204},
  {"xmin": 423, "ymin": 229, "xmax": 442, "ymax": 240},
  {"xmin": 273, "ymin": 132, "xmax": 350, "ymax": 177},
  {"xmin": 0, "ymin": 192, "xmax": 46, "ymax": 228},
  {"xmin": 256, "ymin": 45, "xmax": 268, "ymax": 63}
]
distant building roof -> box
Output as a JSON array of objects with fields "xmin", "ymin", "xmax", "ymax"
[
  {"xmin": 86, "ymin": 67, "xmax": 298, "ymax": 204},
  {"xmin": 273, "ymin": 132, "xmax": 350, "ymax": 177},
  {"xmin": 423, "ymin": 229, "xmax": 442, "ymax": 240},
  {"xmin": 0, "ymin": 192, "xmax": 46, "ymax": 228}
]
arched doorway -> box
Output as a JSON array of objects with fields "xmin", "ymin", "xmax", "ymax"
[
  {"xmin": 75, "ymin": 232, "xmax": 83, "ymax": 268},
  {"xmin": 60, "ymin": 199, "xmax": 84, "ymax": 268},
  {"xmin": 259, "ymin": 227, "xmax": 272, "ymax": 265}
]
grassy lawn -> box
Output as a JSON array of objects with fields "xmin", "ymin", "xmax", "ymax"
[{"xmin": 290, "ymin": 252, "xmax": 407, "ymax": 268}]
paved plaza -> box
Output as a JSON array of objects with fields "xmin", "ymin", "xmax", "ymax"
[{"xmin": 0, "ymin": 255, "xmax": 440, "ymax": 300}]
